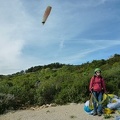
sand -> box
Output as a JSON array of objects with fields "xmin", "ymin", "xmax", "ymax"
[{"xmin": 0, "ymin": 103, "xmax": 118, "ymax": 120}]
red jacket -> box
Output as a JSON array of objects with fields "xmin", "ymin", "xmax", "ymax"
[{"xmin": 89, "ymin": 75, "xmax": 106, "ymax": 92}]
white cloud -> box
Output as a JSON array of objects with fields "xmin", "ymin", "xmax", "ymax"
[
  {"xmin": 53, "ymin": 39, "xmax": 120, "ymax": 64},
  {"xmin": 0, "ymin": 0, "xmax": 33, "ymax": 74}
]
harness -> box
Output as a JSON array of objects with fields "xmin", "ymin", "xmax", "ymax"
[{"xmin": 91, "ymin": 93, "xmax": 106, "ymax": 104}]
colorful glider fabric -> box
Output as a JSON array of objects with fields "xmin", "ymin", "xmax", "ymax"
[{"xmin": 42, "ymin": 6, "xmax": 52, "ymax": 24}]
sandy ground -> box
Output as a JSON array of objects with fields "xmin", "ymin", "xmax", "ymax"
[{"xmin": 0, "ymin": 103, "xmax": 119, "ymax": 120}]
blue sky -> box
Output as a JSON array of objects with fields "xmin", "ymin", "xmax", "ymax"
[{"xmin": 0, "ymin": 0, "xmax": 120, "ymax": 75}]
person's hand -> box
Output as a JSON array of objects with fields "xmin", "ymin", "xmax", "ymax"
[
  {"xmin": 90, "ymin": 89, "xmax": 93, "ymax": 93},
  {"xmin": 104, "ymin": 91, "xmax": 108, "ymax": 95}
]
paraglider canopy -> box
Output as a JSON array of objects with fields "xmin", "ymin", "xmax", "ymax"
[{"xmin": 42, "ymin": 6, "xmax": 52, "ymax": 24}]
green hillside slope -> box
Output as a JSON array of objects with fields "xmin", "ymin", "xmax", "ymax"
[{"xmin": 0, "ymin": 54, "xmax": 120, "ymax": 114}]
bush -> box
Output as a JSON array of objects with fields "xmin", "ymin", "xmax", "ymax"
[{"xmin": 0, "ymin": 93, "xmax": 15, "ymax": 114}]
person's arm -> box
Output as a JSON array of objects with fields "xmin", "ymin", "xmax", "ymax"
[
  {"xmin": 89, "ymin": 77, "xmax": 94, "ymax": 92},
  {"xmin": 102, "ymin": 78, "xmax": 107, "ymax": 93}
]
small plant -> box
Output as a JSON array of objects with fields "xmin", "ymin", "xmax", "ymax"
[
  {"xmin": 103, "ymin": 114, "xmax": 114, "ymax": 119},
  {"xmin": 17, "ymin": 118, "xmax": 22, "ymax": 120},
  {"xmin": 46, "ymin": 110, "xmax": 50, "ymax": 113},
  {"xmin": 70, "ymin": 115, "xmax": 77, "ymax": 119}
]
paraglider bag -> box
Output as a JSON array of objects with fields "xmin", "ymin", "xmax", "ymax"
[{"xmin": 115, "ymin": 116, "xmax": 120, "ymax": 120}]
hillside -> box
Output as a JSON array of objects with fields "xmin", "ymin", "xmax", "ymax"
[{"xmin": 0, "ymin": 54, "xmax": 120, "ymax": 114}]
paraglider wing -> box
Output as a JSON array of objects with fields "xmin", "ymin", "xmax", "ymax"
[{"xmin": 42, "ymin": 6, "xmax": 52, "ymax": 24}]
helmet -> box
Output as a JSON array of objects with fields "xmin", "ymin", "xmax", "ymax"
[{"xmin": 94, "ymin": 68, "xmax": 101, "ymax": 73}]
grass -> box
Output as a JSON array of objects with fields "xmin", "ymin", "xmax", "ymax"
[
  {"xmin": 70, "ymin": 115, "xmax": 77, "ymax": 119},
  {"xmin": 103, "ymin": 114, "xmax": 114, "ymax": 119}
]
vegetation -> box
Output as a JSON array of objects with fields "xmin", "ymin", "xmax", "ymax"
[
  {"xmin": 0, "ymin": 54, "xmax": 120, "ymax": 114},
  {"xmin": 103, "ymin": 114, "xmax": 114, "ymax": 119}
]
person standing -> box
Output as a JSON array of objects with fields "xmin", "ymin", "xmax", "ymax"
[{"xmin": 89, "ymin": 68, "xmax": 107, "ymax": 116}]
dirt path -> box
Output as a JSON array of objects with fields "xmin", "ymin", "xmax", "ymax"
[{"xmin": 0, "ymin": 103, "xmax": 118, "ymax": 120}]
